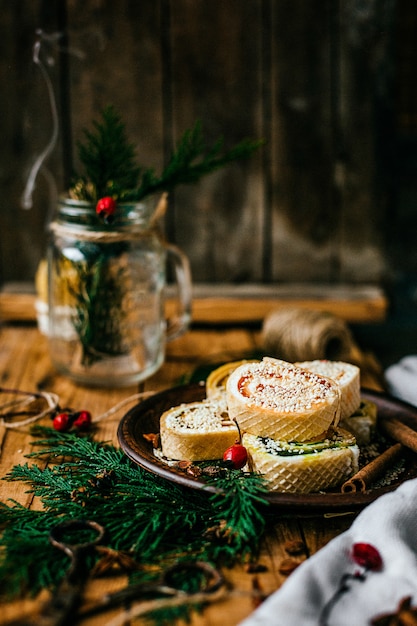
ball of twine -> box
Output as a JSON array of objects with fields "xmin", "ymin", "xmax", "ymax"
[{"xmin": 261, "ymin": 307, "xmax": 355, "ymax": 363}]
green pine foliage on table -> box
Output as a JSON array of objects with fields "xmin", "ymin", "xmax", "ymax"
[{"xmin": 0, "ymin": 427, "xmax": 269, "ymax": 624}]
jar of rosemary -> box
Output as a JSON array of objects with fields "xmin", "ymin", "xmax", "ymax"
[{"xmin": 46, "ymin": 195, "xmax": 191, "ymax": 387}]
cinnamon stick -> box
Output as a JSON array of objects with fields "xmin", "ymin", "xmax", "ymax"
[
  {"xmin": 341, "ymin": 443, "xmax": 403, "ymax": 493},
  {"xmin": 380, "ymin": 417, "xmax": 417, "ymax": 454}
]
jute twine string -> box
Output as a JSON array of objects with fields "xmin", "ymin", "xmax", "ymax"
[
  {"xmin": 0, "ymin": 389, "xmax": 60, "ymax": 429},
  {"xmin": 0, "ymin": 389, "xmax": 156, "ymax": 430},
  {"xmin": 48, "ymin": 222, "xmax": 159, "ymax": 243},
  {"xmin": 49, "ymin": 193, "xmax": 168, "ymax": 243},
  {"xmin": 262, "ymin": 307, "xmax": 355, "ymax": 363}
]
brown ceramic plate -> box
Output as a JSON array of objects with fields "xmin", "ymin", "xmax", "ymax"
[{"xmin": 117, "ymin": 384, "xmax": 417, "ymax": 514}]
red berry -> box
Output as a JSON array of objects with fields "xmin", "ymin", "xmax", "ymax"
[
  {"xmin": 96, "ymin": 196, "xmax": 117, "ymax": 222},
  {"xmin": 351, "ymin": 543, "xmax": 382, "ymax": 571},
  {"xmin": 53, "ymin": 412, "xmax": 70, "ymax": 432},
  {"xmin": 73, "ymin": 410, "xmax": 92, "ymax": 431},
  {"xmin": 223, "ymin": 443, "xmax": 248, "ymax": 469}
]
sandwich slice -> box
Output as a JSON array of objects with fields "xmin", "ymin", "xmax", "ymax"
[
  {"xmin": 226, "ymin": 357, "xmax": 341, "ymax": 442},
  {"xmin": 160, "ymin": 399, "xmax": 238, "ymax": 462},
  {"xmin": 340, "ymin": 398, "xmax": 378, "ymax": 445},
  {"xmin": 295, "ymin": 360, "xmax": 361, "ymax": 421},
  {"xmin": 243, "ymin": 427, "xmax": 359, "ymax": 493}
]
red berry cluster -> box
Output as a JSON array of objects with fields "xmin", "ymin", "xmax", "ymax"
[
  {"xmin": 351, "ymin": 542, "xmax": 382, "ymax": 571},
  {"xmin": 319, "ymin": 542, "xmax": 383, "ymax": 625},
  {"xmin": 52, "ymin": 410, "xmax": 92, "ymax": 432},
  {"xmin": 222, "ymin": 419, "xmax": 248, "ymax": 470},
  {"xmin": 223, "ymin": 442, "xmax": 248, "ymax": 469},
  {"xmin": 96, "ymin": 196, "xmax": 117, "ymax": 223}
]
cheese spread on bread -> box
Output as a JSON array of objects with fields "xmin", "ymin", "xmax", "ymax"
[{"xmin": 156, "ymin": 357, "xmax": 371, "ymax": 495}]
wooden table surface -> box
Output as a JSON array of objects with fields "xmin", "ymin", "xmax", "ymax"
[{"xmin": 0, "ymin": 292, "xmax": 386, "ymax": 626}]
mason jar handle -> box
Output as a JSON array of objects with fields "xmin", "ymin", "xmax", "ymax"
[{"xmin": 165, "ymin": 243, "xmax": 192, "ymax": 341}]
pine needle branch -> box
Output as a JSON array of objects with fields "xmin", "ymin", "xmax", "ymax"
[
  {"xmin": 71, "ymin": 109, "xmax": 264, "ymax": 202},
  {"xmin": 0, "ymin": 427, "xmax": 269, "ymax": 625},
  {"xmin": 135, "ymin": 122, "xmax": 264, "ymax": 200},
  {"xmin": 74, "ymin": 105, "xmax": 141, "ymax": 200},
  {"xmin": 205, "ymin": 470, "xmax": 269, "ymax": 563}
]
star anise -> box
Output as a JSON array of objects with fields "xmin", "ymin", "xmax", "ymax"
[
  {"xmin": 176, "ymin": 460, "xmax": 203, "ymax": 477},
  {"xmin": 91, "ymin": 546, "xmax": 139, "ymax": 577},
  {"xmin": 371, "ymin": 596, "xmax": 417, "ymax": 625}
]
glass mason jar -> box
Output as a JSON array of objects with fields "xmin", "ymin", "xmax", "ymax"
[{"xmin": 46, "ymin": 196, "xmax": 192, "ymax": 387}]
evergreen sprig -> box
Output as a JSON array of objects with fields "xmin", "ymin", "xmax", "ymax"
[
  {"xmin": 0, "ymin": 427, "xmax": 269, "ymax": 624},
  {"xmin": 73, "ymin": 106, "xmax": 142, "ymax": 200},
  {"xmin": 207, "ymin": 470, "xmax": 270, "ymax": 563},
  {"xmin": 134, "ymin": 121, "xmax": 264, "ymax": 201},
  {"xmin": 71, "ymin": 106, "xmax": 264, "ymax": 203},
  {"xmin": 68, "ymin": 249, "xmax": 131, "ymax": 365}
]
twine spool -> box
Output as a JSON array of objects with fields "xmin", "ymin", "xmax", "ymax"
[{"xmin": 262, "ymin": 307, "xmax": 355, "ymax": 363}]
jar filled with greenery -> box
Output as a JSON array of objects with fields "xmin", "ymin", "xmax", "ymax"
[{"xmin": 39, "ymin": 107, "xmax": 262, "ymax": 387}]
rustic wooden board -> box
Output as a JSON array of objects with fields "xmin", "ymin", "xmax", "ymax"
[
  {"xmin": 0, "ymin": 0, "xmax": 398, "ymax": 287},
  {"xmin": 168, "ymin": 0, "xmax": 265, "ymax": 282},
  {"xmin": 66, "ymin": 0, "xmax": 164, "ymax": 173},
  {"xmin": 0, "ymin": 0, "xmax": 65, "ymax": 283},
  {"xmin": 268, "ymin": 0, "xmax": 391, "ymax": 283},
  {"xmin": 0, "ymin": 283, "xmax": 388, "ymax": 324},
  {"xmin": 0, "ymin": 316, "xmax": 385, "ymax": 625}
]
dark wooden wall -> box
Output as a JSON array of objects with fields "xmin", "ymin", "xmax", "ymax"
[{"xmin": 0, "ymin": 0, "xmax": 408, "ymax": 287}]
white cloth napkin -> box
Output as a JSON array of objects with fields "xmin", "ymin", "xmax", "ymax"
[
  {"xmin": 385, "ymin": 355, "xmax": 417, "ymax": 407},
  {"xmin": 239, "ymin": 477, "xmax": 417, "ymax": 625}
]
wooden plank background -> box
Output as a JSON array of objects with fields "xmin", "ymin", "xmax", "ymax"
[{"xmin": 0, "ymin": 0, "xmax": 407, "ymax": 288}]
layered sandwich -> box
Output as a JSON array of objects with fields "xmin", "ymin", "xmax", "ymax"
[
  {"xmin": 226, "ymin": 357, "xmax": 341, "ymax": 442},
  {"xmin": 294, "ymin": 359, "xmax": 361, "ymax": 421},
  {"xmin": 242, "ymin": 427, "xmax": 359, "ymax": 493},
  {"xmin": 225, "ymin": 357, "xmax": 360, "ymax": 493},
  {"xmin": 293, "ymin": 359, "xmax": 377, "ymax": 445},
  {"xmin": 158, "ymin": 357, "xmax": 368, "ymax": 494}
]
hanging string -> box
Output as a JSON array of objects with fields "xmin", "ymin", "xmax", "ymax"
[
  {"xmin": 0, "ymin": 386, "xmax": 155, "ymax": 430},
  {"xmin": 93, "ymin": 392, "xmax": 155, "ymax": 423},
  {"xmin": 0, "ymin": 388, "xmax": 60, "ymax": 429},
  {"xmin": 21, "ymin": 30, "xmax": 61, "ymax": 210}
]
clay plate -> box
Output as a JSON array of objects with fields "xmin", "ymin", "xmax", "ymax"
[{"xmin": 117, "ymin": 384, "xmax": 417, "ymax": 514}]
